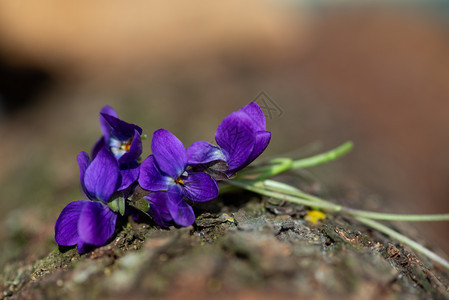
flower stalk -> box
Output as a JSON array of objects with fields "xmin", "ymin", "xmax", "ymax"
[{"xmin": 237, "ymin": 141, "xmax": 354, "ymax": 180}]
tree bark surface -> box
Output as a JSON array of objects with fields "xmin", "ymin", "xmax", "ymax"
[{"xmin": 1, "ymin": 180, "xmax": 449, "ymax": 300}]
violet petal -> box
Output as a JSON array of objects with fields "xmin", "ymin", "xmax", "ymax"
[
  {"xmin": 77, "ymin": 151, "xmax": 91, "ymax": 199},
  {"xmin": 78, "ymin": 201, "xmax": 117, "ymax": 246},
  {"xmin": 151, "ymin": 129, "xmax": 187, "ymax": 178},
  {"xmin": 99, "ymin": 106, "xmax": 118, "ymax": 141},
  {"xmin": 182, "ymin": 172, "xmax": 218, "ymax": 202},
  {"xmin": 138, "ymin": 155, "xmax": 172, "ymax": 191},
  {"xmin": 229, "ymin": 130, "xmax": 271, "ymax": 174},
  {"xmin": 118, "ymin": 160, "xmax": 140, "ymax": 191},
  {"xmin": 186, "ymin": 141, "xmax": 226, "ymax": 166},
  {"xmin": 145, "ymin": 191, "xmax": 174, "ymax": 228},
  {"xmin": 55, "ymin": 201, "xmax": 86, "ymax": 246},
  {"xmin": 76, "ymin": 241, "xmax": 94, "ymax": 254},
  {"xmin": 240, "ymin": 102, "xmax": 266, "ymax": 131},
  {"xmin": 118, "ymin": 129, "xmax": 143, "ymax": 164},
  {"xmin": 101, "ymin": 113, "xmax": 143, "ymax": 141},
  {"xmin": 91, "ymin": 137, "xmax": 105, "ymax": 161},
  {"xmin": 245, "ymin": 131, "xmax": 271, "ymax": 166},
  {"xmin": 125, "ymin": 205, "xmax": 141, "ymax": 222},
  {"xmin": 84, "ymin": 147, "xmax": 120, "ymax": 202},
  {"xmin": 100, "ymin": 105, "xmax": 119, "ymax": 118},
  {"xmin": 215, "ymin": 111, "xmax": 256, "ymax": 171},
  {"xmin": 166, "ymin": 185, "xmax": 195, "ymax": 227}
]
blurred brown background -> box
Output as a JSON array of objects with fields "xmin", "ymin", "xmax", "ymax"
[{"xmin": 0, "ymin": 1, "xmax": 448, "ymax": 265}]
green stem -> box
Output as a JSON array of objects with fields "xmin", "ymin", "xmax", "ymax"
[
  {"xmin": 219, "ymin": 159, "xmax": 293, "ymax": 193},
  {"xmin": 291, "ymin": 141, "xmax": 354, "ymax": 169},
  {"xmin": 355, "ymin": 216, "xmax": 449, "ymax": 270},
  {"xmin": 259, "ymin": 179, "xmax": 331, "ymax": 205},
  {"xmin": 235, "ymin": 141, "xmax": 354, "ymax": 181},
  {"xmin": 255, "ymin": 179, "xmax": 449, "ymax": 222},
  {"xmin": 224, "ymin": 180, "xmax": 342, "ymax": 212},
  {"xmin": 342, "ymin": 208, "xmax": 449, "ymax": 222},
  {"xmin": 238, "ymin": 158, "xmax": 293, "ymax": 179}
]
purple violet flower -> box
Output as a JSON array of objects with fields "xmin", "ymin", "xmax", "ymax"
[
  {"xmin": 54, "ymin": 148, "xmax": 122, "ymax": 254},
  {"xmin": 92, "ymin": 106, "xmax": 143, "ymax": 191},
  {"xmin": 187, "ymin": 102, "xmax": 271, "ymax": 178},
  {"xmin": 138, "ymin": 129, "xmax": 219, "ymax": 227}
]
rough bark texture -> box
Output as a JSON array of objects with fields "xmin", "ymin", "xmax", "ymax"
[{"xmin": 1, "ymin": 175, "xmax": 448, "ymax": 300}]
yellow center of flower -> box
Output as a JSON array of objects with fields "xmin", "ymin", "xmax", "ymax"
[
  {"xmin": 120, "ymin": 140, "xmax": 132, "ymax": 152},
  {"xmin": 175, "ymin": 177, "xmax": 185, "ymax": 185},
  {"xmin": 124, "ymin": 143, "xmax": 131, "ymax": 151}
]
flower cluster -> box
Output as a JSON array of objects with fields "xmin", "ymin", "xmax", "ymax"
[{"xmin": 55, "ymin": 103, "xmax": 270, "ymax": 253}]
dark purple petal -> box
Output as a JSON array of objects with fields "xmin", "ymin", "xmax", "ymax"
[
  {"xmin": 118, "ymin": 129, "xmax": 142, "ymax": 164},
  {"xmin": 151, "ymin": 129, "xmax": 187, "ymax": 178},
  {"xmin": 239, "ymin": 102, "xmax": 266, "ymax": 131},
  {"xmin": 186, "ymin": 141, "xmax": 226, "ymax": 166},
  {"xmin": 138, "ymin": 155, "xmax": 172, "ymax": 191},
  {"xmin": 99, "ymin": 106, "xmax": 118, "ymax": 140},
  {"xmin": 84, "ymin": 147, "xmax": 120, "ymax": 202},
  {"xmin": 125, "ymin": 205, "xmax": 142, "ymax": 222},
  {"xmin": 77, "ymin": 152, "xmax": 91, "ymax": 199},
  {"xmin": 215, "ymin": 111, "xmax": 256, "ymax": 171},
  {"xmin": 78, "ymin": 201, "xmax": 117, "ymax": 246},
  {"xmin": 76, "ymin": 241, "xmax": 94, "ymax": 254},
  {"xmin": 166, "ymin": 185, "xmax": 195, "ymax": 227},
  {"xmin": 246, "ymin": 131, "xmax": 271, "ymax": 165},
  {"xmin": 55, "ymin": 201, "xmax": 86, "ymax": 246},
  {"xmin": 145, "ymin": 192, "xmax": 174, "ymax": 228},
  {"xmin": 91, "ymin": 137, "xmax": 106, "ymax": 161},
  {"xmin": 181, "ymin": 172, "xmax": 218, "ymax": 202},
  {"xmin": 77, "ymin": 152, "xmax": 90, "ymax": 183},
  {"xmin": 102, "ymin": 113, "xmax": 143, "ymax": 141},
  {"xmin": 118, "ymin": 160, "xmax": 140, "ymax": 191},
  {"xmin": 229, "ymin": 131, "xmax": 271, "ymax": 174}
]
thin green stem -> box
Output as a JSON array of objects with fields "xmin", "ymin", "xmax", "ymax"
[
  {"xmin": 238, "ymin": 158, "xmax": 293, "ymax": 177},
  {"xmin": 220, "ymin": 160, "xmax": 293, "ymax": 193},
  {"xmin": 342, "ymin": 208, "xmax": 449, "ymax": 222},
  {"xmin": 235, "ymin": 141, "xmax": 354, "ymax": 181},
  {"xmin": 252, "ymin": 179, "xmax": 449, "ymax": 222},
  {"xmin": 291, "ymin": 141, "xmax": 354, "ymax": 169},
  {"xmin": 224, "ymin": 180, "xmax": 342, "ymax": 212},
  {"xmin": 355, "ymin": 216, "xmax": 449, "ymax": 270},
  {"xmin": 259, "ymin": 179, "xmax": 330, "ymax": 205}
]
